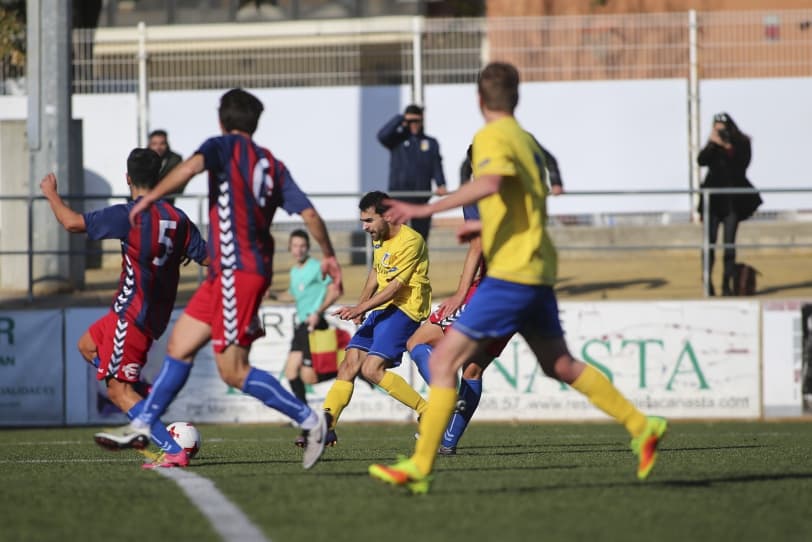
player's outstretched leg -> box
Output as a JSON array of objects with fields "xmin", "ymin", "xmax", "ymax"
[
  {"xmin": 570, "ymin": 363, "xmax": 668, "ymax": 480},
  {"xmin": 370, "ymin": 386, "xmax": 458, "ymax": 494}
]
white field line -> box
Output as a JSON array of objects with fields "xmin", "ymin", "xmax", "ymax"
[
  {"xmin": 155, "ymin": 468, "xmax": 270, "ymax": 542},
  {"xmin": 0, "ymin": 455, "xmax": 272, "ymax": 542}
]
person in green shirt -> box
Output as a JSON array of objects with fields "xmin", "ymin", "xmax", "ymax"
[{"xmin": 284, "ymin": 229, "xmax": 341, "ymax": 407}]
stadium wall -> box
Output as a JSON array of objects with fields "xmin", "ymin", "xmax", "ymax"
[
  {"xmin": 0, "ymin": 299, "xmax": 806, "ymax": 426},
  {"xmin": 0, "ymin": 76, "xmax": 810, "ymax": 222}
]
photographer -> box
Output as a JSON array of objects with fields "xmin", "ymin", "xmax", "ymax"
[
  {"xmin": 697, "ymin": 112, "xmax": 762, "ymax": 296},
  {"xmin": 377, "ymin": 104, "xmax": 446, "ymax": 242}
]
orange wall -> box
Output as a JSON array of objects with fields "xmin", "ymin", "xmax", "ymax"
[{"xmin": 487, "ymin": 0, "xmax": 812, "ymax": 16}]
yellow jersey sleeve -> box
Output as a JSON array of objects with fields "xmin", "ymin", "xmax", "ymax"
[{"xmin": 472, "ymin": 128, "xmax": 515, "ymax": 178}]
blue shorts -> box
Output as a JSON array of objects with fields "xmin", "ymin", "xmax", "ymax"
[
  {"xmin": 347, "ymin": 305, "xmax": 420, "ymax": 366},
  {"xmin": 453, "ymin": 277, "xmax": 564, "ymax": 341}
]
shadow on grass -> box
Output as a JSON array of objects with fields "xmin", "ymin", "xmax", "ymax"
[
  {"xmin": 556, "ymin": 278, "xmax": 668, "ymax": 296},
  {"xmin": 467, "ymin": 471, "xmax": 812, "ymax": 495},
  {"xmin": 755, "ymin": 280, "xmax": 812, "ymax": 295}
]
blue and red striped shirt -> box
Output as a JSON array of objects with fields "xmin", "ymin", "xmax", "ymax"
[
  {"xmin": 84, "ymin": 199, "xmax": 207, "ymax": 338},
  {"xmin": 196, "ymin": 134, "xmax": 312, "ymax": 279}
]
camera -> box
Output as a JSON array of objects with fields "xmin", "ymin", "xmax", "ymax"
[{"xmin": 718, "ymin": 128, "xmax": 731, "ymax": 143}]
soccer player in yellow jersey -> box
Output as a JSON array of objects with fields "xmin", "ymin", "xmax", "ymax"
[
  {"xmin": 318, "ymin": 191, "xmax": 431, "ymax": 445},
  {"xmin": 369, "ymin": 62, "xmax": 667, "ymax": 494}
]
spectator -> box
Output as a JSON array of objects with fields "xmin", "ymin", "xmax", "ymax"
[
  {"xmin": 697, "ymin": 112, "xmax": 762, "ymax": 296},
  {"xmin": 377, "ymin": 104, "xmax": 447, "ymax": 241},
  {"xmin": 148, "ymin": 129, "xmax": 184, "ymax": 205}
]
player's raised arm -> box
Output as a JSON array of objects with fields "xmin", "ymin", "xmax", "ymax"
[
  {"xmin": 384, "ymin": 174, "xmax": 502, "ymax": 225},
  {"xmin": 40, "ymin": 173, "xmax": 86, "ymax": 233},
  {"xmin": 128, "ymin": 154, "xmax": 205, "ymax": 226}
]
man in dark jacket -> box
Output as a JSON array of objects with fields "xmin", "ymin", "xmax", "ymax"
[{"xmin": 377, "ymin": 104, "xmax": 446, "ymax": 241}]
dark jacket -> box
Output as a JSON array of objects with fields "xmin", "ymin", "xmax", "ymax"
[
  {"xmin": 159, "ymin": 149, "xmax": 184, "ymax": 203},
  {"xmin": 697, "ymin": 138, "xmax": 761, "ymax": 220},
  {"xmin": 159, "ymin": 149, "xmax": 183, "ymax": 181},
  {"xmin": 377, "ymin": 114, "xmax": 445, "ymax": 199}
]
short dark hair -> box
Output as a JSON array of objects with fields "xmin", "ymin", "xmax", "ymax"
[
  {"xmin": 218, "ymin": 88, "xmax": 264, "ymax": 134},
  {"xmin": 148, "ymin": 129, "xmax": 168, "ymax": 140},
  {"xmin": 478, "ymin": 62, "xmax": 520, "ymax": 113},
  {"xmin": 289, "ymin": 228, "xmax": 310, "ymax": 248},
  {"xmin": 127, "ymin": 148, "xmax": 162, "ymax": 189},
  {"xmin": 404, "ymin": 104, "xmax": 423, "ymax": 116},
  {"xmin": 359, "ymin": 191, "xmax": 390, "ymax": 215}
]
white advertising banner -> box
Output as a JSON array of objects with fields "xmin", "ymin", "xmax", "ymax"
[
  {"xmin": 475, "ymin": 300, "xmax": 761, "ymax": 421},
  {"xmin": 63, "ymin": 299, "xmax": 762, "ymax": 425},
  {"xmin": 0, "ymin": 310, "xmax": 63, "ymax": 425},
  {"xmin": 761, "ymin": 300, "xmax": 805, "ymax": 417}
]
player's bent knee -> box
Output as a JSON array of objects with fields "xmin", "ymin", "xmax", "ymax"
[
  {"xmin": 360, "ymin": 363, "xmax": 384, "ymax": 384},
  {"xmin": 217, "ymin": 365, "xmax": 248, "ymax": 389}
]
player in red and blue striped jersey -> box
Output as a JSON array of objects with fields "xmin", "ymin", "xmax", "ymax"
[
  {"xmin": 41, "ymin": 148, "xmax": 208, "ymax": 462},
  {"xmin": 95, "ymin": 88, "xmax": 342, "ymax": 470}
]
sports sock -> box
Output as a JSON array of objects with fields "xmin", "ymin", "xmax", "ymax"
[
  {"xmin": 379, "ymin": 371, "xmax": 427, "ymax": 415},
  {"xmin": 412, "ymin": 386, "xmax": 458, "ymax": 475},
  {"xmin": 242, "ymin": 367, "xmax": 311, "ymax": 425},
  {"xmin": 322, "ymin": 379, "xmax": 354, "ymax": 429},
  {"xmin": 135, "ymin": 356, "xmax": 192, "ymax": 427},
  {"xmin": 289, "ymin": 376, "xmax": 307, "ymax": 403},
  {"xmin": 571, "ymin": 363, "xmax": 647, "ymax": 437},
  {"xmin": 410, "ymin": 344, "xmax": 432, "ymax": 384},
  {"xmin": 441, "ymin": 378, "xmax": 482, "ymax": 448},
  {"xmin": 127, "ymin": 400, "xmax": 182, "ymax": 454}
]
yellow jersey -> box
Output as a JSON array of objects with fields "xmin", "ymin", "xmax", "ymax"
[
  {"xmin": 372, "ymin": 224, "xmax": 431, "ymax": 321},
  {"xmin": 471, "ymin": 116, "xmax": 558, "ymax": 286}
]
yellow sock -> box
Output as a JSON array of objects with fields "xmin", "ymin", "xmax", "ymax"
[
  {"xmin": 411, "ymin": 386, "xmax": 457, "ymax": 475},
  {"xmin": 379, "ymin": 371, "xmax": 427, "ymax": 414},
  {"xmin": 571, "ymin": 364, "xmax": 647, "ymax": 437},
  {"xmin": 322, "ymin": 379, "xmax": 354, "ymax": 429}
]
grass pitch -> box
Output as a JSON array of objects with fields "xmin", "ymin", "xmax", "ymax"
[{"xmin": 2, "ymin": 421, "xmax": 811, "ymax": 542}]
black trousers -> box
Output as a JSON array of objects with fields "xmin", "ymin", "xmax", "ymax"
[
  {"xmin": 409, "ymin": 217, "xmax": 431, "ymax": 242},
  {"xmin": 705, "ymin": 211, "xmax": 740, "ymax": 294}
]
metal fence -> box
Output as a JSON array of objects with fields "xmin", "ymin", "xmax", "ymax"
[
  {"xmin": 4, "ymin": 9, "xmax": 812, "ymax": 97},
  {"xmin": 66, "ymin": 10, "xmax": 812, "ymax": 92},
  {"xmin": 0, "ymin": 187, "xmax": 805, "ymax": 301}
]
